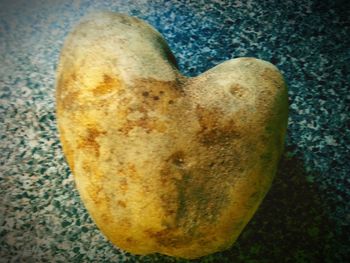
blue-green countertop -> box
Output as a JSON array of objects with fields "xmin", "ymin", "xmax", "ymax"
[{"xmin": 0, "ymin": 0, "xmax": 349, "ymax": 262}]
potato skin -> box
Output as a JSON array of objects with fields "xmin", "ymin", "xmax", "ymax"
[{"xmin": 56, "ymin": 12, "xmax": 288, "ymax": 259}]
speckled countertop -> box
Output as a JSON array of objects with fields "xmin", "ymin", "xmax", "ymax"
[{"xmin": 0, "ymin": 0, "xmax": 349, "ymax": 262}]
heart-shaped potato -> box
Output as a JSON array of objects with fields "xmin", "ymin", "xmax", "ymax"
[{"xmin": 56, "ymin": 12, "xmax": 288, "ymax": 259}]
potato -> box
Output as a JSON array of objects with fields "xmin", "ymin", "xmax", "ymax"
[{"xmin": 56, "ymin": 11, "xmax": 288, "ymax": 259}]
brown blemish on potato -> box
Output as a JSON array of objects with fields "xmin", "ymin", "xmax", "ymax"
[
  {"xmin": 82, "ymin": 161, "xmax": 104, "ymax": 182},
  {"xmin": 199, "ymin": 124, "xmax": 241, "ymax": 146},
  {"xmin": 101, "ymin": 213, "xmax": 113, "ymax": 225},
  {"xmin": 117, "ymin": 200, "xmax": 127, "ymax": 208},
  {"xmin": 125, "ymin": 237, "xmax": 133, "ymax": 243},
  {"xmin": 60, "ymin": 90, "xmax": 79, "ymax": 110},
  {"xmin": 93, "ymin": 74, "xmax": 121, "ymax": 96},
  {"xmin": 117, "ymin": 78, "xmax": 184, "ymax": 135},
  {"xmin": 159, "ymin": 152, "xmax": 187, "ymax": 221},
  {"xmin": 154, "ymin": 103, "xmax": 253, "ymax": 235},
  {"xmin": 56, "ymin": 71, "xmax": 80, "ymax": 111},
  {"xmin": 159, "ymin": 149, "xmax": 233, "ymax": 232},
  {"xmin": 195, "ymin": 105, "xmax": 241, "ymax": 146},
  {"xmin": 229, "ymin": 83, "xmax": 246, "ymax": 98},
  {"xmin": 119, "ymin": 178, "xmax": 128, "ymax": 192},
  {"xmin": 170, "ymin": 151, "xmax": 185, "ymax": 167},
  {"xmin": 123, "ymin": 237, "xmax": 137, "ymax": 247},
  {"xmin": 128, "ymin": 163, "xmax": 137, "ymax": 173},
  {"xmin": 71, "ymin": 72, "xmax": 77, "ymax": 81},
  {"xmin": 78, "ymin": 127, "xmax": 106, "ymax": 156},
  {"xmin": 125, "ymin": 163, "xmax": 141, "ymax": 181},
  {"xmin": 82, "ymin": 160, "xmax": 91, "ymax": 174},
  {"xmin": 119, "ymin": 114, "xmax": 164, "ymax": 135},
  {"xmin": 87, "ymin": 184, "xmax": 104, "ymax": 205},
  {"xmin": 134, "ymin": 78, "xmax": 184, "ymax": 104},
  {"xmin": 195, "ymin": 105, "xmax": 220, "ymax": 130}
]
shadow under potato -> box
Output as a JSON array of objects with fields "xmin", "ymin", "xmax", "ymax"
[{"xmin": 141, "ymin": 145, "xmax": 348, "ymax": 263}]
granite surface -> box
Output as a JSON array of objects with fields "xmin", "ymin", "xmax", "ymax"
[{"xmin": 0, "ymin": 0, "xmax": 349, "ymax": 262}]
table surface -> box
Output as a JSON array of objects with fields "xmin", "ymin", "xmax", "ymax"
[{"xmin": 0, "ymin": 0, "xmax": 349, "ymax": 262}]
